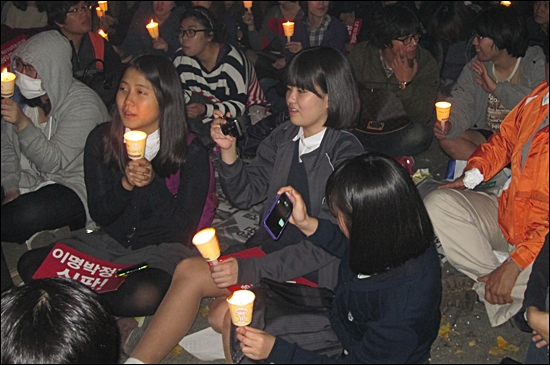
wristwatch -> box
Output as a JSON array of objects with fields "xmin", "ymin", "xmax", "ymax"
[{"xmin": 399, "ymin": 80, "xmax": 408, "ymax": 89}]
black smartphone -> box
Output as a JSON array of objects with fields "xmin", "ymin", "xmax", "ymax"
[
  {"xmin": 262, "ymin": 193, "xmax": 293, "ymax": 240},
  {"xmin": 221, "ymin": 117, "xmax": 243, "ymax": 138}
]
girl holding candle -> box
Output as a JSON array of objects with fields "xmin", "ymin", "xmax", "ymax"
[
  {"xmin": 17, "ymin": 55, "xmax": 215, "ymax": 320},
  {"xmin": 233, "ymin": 152, "xmax": 441, "ymax": 363},
  {"xmin": 125, "ymin": 46, "xmax": 364, "ymax": 364},
  {"xmin": 113, "ymin": 1, "xmax": 186, "ymax": 62},
  {"xmin": 172, "ymin": 6, "xmax": 264, "ymax": 146}
]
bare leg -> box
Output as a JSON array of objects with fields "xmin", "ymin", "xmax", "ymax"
[
  {"xmin": 130, "ymin": 256, "xmax": 230, "ymax": 363},
  {"xmin": 208, "ymin": 296, "xmax": 229, "ymax": 333},
  {"xmin": 222, "ymin": 309, "xmax": 234, "ymax": 364},
  {"xmin": 440, "ymin": 130, "xmax": 488, "ymax": 160}
]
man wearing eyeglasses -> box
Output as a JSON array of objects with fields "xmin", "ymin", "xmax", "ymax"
[
  {"xmin": 0, "ymin": 31, "xmax": 109, "ymax": 288},
  {"xmin": 347, "ymin": 4, "xmax": 439, "ymax": 157},
  {"xmin": 45, "ymin": 1, "xmax": 123, "ymax": 109}
]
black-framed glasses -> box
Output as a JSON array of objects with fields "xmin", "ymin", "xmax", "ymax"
[
  {"xmin": 395, "ymin": 33, "xmax": 421, "ymax": 46},
  {"xmin": 67, "ymin": 5, "xmax": 92, "ymax": 15},
  {"xmin": 472, "ymin": 32, "xmax": 487, "ymax": 41},
  {"xmin": 13, "ymin": 58, "xmax": 38, "ymax": 79},
  {"xmin": 175, "ymin": 28, "xmax": 209, "ymax": 39}
]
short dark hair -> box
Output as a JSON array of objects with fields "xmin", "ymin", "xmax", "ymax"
[
  {"xmin": 1, "ymin": 278, "xmax": 118, "ymax": 364},
  {"xmin": 428, "ymin": 1, "xmax": 474, "ymax": 44},
  {"xmin": 326, "ymin": 152, "xmax": 435, "ymax": 275},
  {"xmin": 13, "ymin": 1, "xmax": 47, "ymax": 12},
  {"xmin": 370, "ymin": 4, "xmax": 421, "ymax": 50},
  {"xmin": 46, "ymin": 1, "xmax": 90, "ymax": 27},
  {"xmin": 285, "ymin": 46, "xmax": 359, "ymax": 129},
  {"xmin": 473, "ymin": 5, "xmax": 529, "ymax": 58},
  {"xmin": 180, "ymin": 6, "xmax": 227, "ymax": 44},
  {"xmin": 103, "ymin": 54, "xmax": 188, "ymax": 178}
]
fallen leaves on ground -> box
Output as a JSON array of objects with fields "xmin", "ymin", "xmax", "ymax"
[
  {"xmin": 438, "ymin": 322, "xmax": 451, "ymax": 339},
  {"xmin": 171, "ymin": 344, "xmax": 184, "ymax": 357},
  {"xmin": 489, "ymin": 335, "xmax": 519, "ymax": 356},
  {"xmin": 199, "ymin": 305, "xmax": 210, "ymax": 317}
]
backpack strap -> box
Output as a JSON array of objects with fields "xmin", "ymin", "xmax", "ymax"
[{"xmin": 88, "ymin": 31, "xmax": 105, "ymax": 70}]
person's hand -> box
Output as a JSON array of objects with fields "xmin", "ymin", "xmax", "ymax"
[
  {"xmin": 277, "ymin": 186, "xmax": 318, "ymax": 236},
  {"xmin": 236, "ymin": 326, "xmax": 276, "ymax": 361},
  {"xmin": 527, "ymin": 307, "xmax": 549, "ymax": 348},
  {"xmin": 433, "ymin": 120, "xmax": 452, "ymax": 140},
  {"xmin": 152, "ymin": 36, "xmax": 169, "ymax": 52},
  {"xmin": 477, "ymin": 260, "xmax": 521, "ymax": 305},
  {"xmin": 2, "ymin": 188, "xmax": 20, "ymax": 205},
  {"xmin": 471, "ymin": 60, "xmax": 497, "ymax": 93},
  {"xmin": 1, "ymin": 98, "xmax": 31, "ymax": 131},
  {"xmin": 392, "ymin": 49, "xmax": 418, "ymax": 85},
  {"xmin": 242, "ymin": 10, "xmax": 255, "ymax": 28},
  {"xmin": 340, "ymin": 11, "xmax": 356, "ymax": 26},
  {"xmin": 211, "ymin": 110, "xmax": 238, "ymax": 164},
  {"xmin": 123, "ymin": 158, "xmax": 155, "ymax": 189},
  {"xmin": 272, "ymin": 57, "xmax": 286, "ymax": 70},
  {"xmin": 186, "ymin": 102, "xmax": 206, "ymax": 119},
  {"xmin": 437, "ymin": 175, "xmax": 466, "ymax": 190},
  {"xmin": 210, "ymin": 256, "xmax": 238, "ymax": 288},
  {"xmin": 285, "ymin": 41, "xmax": 302, "ymax": 54},
  {"xmin": 99, "ymin": 14, "xmax": 118, "ymax": 34}
]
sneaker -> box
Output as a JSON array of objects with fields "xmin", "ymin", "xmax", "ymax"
[
  {"xmin": 118, "ymin": 316, "xmax": 153, "ymax": 361},
  {"xmin": 441, "ymin": 271, "xmax": 476, "ymax": 313},
  {"xmin": 25, "ymin": 226, "xmax": 71, "ymax": 250}
]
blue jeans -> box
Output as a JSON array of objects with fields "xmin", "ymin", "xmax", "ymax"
[
  {"xmin": 1, "ymin": 184, "xmax": 85, "ymax": 243},
  {"xmin": 352, "ymin": 122, "xmax": 433, "ymax": 157},
  {"xmin": 525, "ymin": 290, "xmax": 549, "ymax": 364}
]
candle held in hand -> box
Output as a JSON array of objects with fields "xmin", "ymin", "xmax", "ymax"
[
  {"xmin": 1, "ymin": 68, "xmax": 16, "ymax": 98},
  {"xmin": 282, "ymin": 21, "xmax": 294, "ymax": 42},
  {"xmin": 146, "ymin": 19, "xmax": 159, "ymax": 39}
]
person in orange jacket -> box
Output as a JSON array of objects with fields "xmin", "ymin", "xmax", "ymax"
[{"xmin": 424, "ymin": 36, "xmax": 549, "ymax": 327}]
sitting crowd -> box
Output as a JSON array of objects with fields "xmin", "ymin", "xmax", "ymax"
[{"xmin": 1, "ymin": 1, "xmax": 548, "ymax": 364}]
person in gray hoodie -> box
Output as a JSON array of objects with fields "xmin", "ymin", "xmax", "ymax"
[{"xmin": 1, "ymin": 31, "xmax": 109, "ymax": 263}]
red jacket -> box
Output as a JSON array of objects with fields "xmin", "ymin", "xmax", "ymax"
[{"xmin": 466, "ymin": 81, "xmax": 549, "ymax": 269}]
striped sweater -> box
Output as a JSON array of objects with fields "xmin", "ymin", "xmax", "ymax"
[{"xmin": 173, "ymin": 43, "xmax": 265, "ymax": 120}]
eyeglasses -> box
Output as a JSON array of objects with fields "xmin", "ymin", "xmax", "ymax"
[
  {"xmin": 472, "ymin": 32, "xmax": 487, "ymax": 41},
  {"xmin": 395, "ymin": 33, "xmax": 420, "ymax": 46},
  {"xmin": 67, "ymin": 5, "xmax": 92, "ymax": 15},
  {"xmin": 13, "ymin": 58, "xmax": 38, "ymax": 79},
  {"xmin": 175, "ymin": 28, "xmax": 209, "ymax": 39}
]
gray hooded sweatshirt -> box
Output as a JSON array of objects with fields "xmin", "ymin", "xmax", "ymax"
[{"xmin": 1, "ymin": 31, "xmax": 110, "ymax": 230}]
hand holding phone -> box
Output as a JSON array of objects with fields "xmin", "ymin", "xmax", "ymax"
[{"xmin": 263, "ymin": 193, "xmax": 293, "ymax": 240}]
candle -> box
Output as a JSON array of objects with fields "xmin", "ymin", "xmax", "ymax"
[
  {"xmin": 96, "ymin": 6, "xmax": 104, "ymax": 18},
  {"xmin": 146, "ymin": 19, "xmax": 159, "ymax": 39},
  {"xmin": 243, "ymin": 1, "xmax": 252, "ymax": 9},
  {"xmin": 227, "ymin": 290, "xmax": 255, "ymax": 326},
  {"xmin": 500, "ymin": 1, "xmax": 511, "ymax": 6},
  {"xmin": 192, "ymin": 228, "xmax": 221, "ymax": 264},
  {"xmin": 98, "ymin": 1, "xmax": 108, "ymax": 12},
  {"xmin": 124, "ymin": 131, "xmax": 148, "ymax": 160},
  {"xmin": 282, "ymin": 21, "xmax": 294, "ymax": 42},
  {"xmin": 435, "ymin": 101, "xmax": 452, "ymax": 131},
  {"xmin": 98, "ymin": 29, "xmax": 108, "ymax": 40},
  {"xmin": 1, "ymin": 68, "xmax": 16, "ymax": 98}
]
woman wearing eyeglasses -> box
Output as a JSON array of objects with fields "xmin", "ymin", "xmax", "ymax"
[
  {"xmin": 113, "ymin": 1, "xmax": 186, "ymax": 63},
  {"xmin": 347, "ymin": 3, "xmax": 440, "ymax": 157},
  {"xmin": 435, "ymin": 5, "xmax": 546, "ymax": 161},
  {"xmin": 172, "ymin": 6, "xmax": 264, "ymax": 146}
]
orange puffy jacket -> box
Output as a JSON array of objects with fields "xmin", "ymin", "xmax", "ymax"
[{"xmin": 466, "ymin": 81, "xmax": 549, "ymax": 269}]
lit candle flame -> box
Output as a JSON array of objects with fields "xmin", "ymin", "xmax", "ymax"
[
  {"xmin": 500, "ymin": 1, "xmax": 512, "ymax": 6},
  {"xmin": 98, "ymin": 29, "xmax": 108, "ymax": 40}
]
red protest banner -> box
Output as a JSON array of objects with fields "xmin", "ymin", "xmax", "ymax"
[
  {"xmin": 346, "ymin": 19, "xmax": 363, "ymax": 46},
  {"xmin": 1, "ymin": 34, "xmax": 27, "ymax": 70},
  {"xmin": 32, "ymin": 242, "xmax": 133, "ymax": 294}
]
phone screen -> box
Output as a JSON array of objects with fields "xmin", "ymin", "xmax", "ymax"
[{"xmin": 263, "ymin": 193, "xmax": 293, "ymax": 240}]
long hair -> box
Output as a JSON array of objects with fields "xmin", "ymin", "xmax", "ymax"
[
  {"xmin": 1, "ymin": 278, "xmax": 118, "ymax": 364},
  {"xmin": 285, "ymin": 46, "xmax": 359, "ymax": 129},
  {"xmin": 326, "ymin": 152, "xmax": 435, "ymax": 275},
  {"xmin": 102, "ymin": 54, "xmax": 188, "ymax": 178}
]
